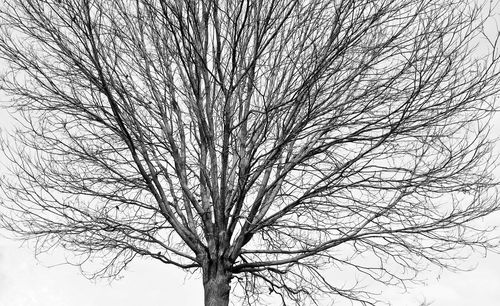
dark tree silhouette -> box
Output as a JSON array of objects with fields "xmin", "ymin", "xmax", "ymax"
[{"xmin": 1, "ymin": 0, "xmax": 500, "ymax": 305}]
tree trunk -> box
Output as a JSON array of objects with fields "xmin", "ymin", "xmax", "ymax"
[{"xmin": 203, "ymin": 263, "xmax": 231, "ymax": 306}]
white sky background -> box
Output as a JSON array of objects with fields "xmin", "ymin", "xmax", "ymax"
[{"xmin": 1, "ymin": 2, "xmax": 500, "ymax": 306}]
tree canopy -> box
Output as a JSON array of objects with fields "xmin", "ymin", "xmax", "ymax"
[{"xmin": 1, "ymin": 0, "xmax": 500, "ymax": 305}]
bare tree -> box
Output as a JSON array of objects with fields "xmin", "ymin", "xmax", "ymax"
[{"xmin": 1, "ymin": 0, "xmax": 500, "ymax": 305}]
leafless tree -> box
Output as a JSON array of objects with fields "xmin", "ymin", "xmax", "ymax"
[{"xmin": 1, "ymin": 0, "xmax": 500, "ymax": 305}]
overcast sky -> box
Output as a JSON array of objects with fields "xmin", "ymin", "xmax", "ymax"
[
  {"xmin": 0, "ymin": 215, "xmax": 499, "ymax": 306},
  {"xmin": 1, "ymin": 89, "xmax": 500, "ymax": 306},
  {"xmin": 1, "ymin": 2, "xmax": 500, "ymax": 306}
]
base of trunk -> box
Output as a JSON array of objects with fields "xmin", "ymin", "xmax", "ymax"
[{"xmin": 203, "ymin": 267, "xmax": 231, "ymax": 306}]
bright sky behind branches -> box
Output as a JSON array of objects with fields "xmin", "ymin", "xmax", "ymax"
[{"xmin": 1, "ymin": 1, "xmax": 500, "ymax": 305}]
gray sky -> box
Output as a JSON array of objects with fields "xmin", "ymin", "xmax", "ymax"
[
  {"xmin": 1, "ymin": 2, "xmax": 500, "ymax": 305},
  {"xmin": 1, "ymin": 92, "xmax": 499, "ymax": 306},
  {"xmin": 0, "ymin": 224, "xmax": 499, "ymax": 306}
]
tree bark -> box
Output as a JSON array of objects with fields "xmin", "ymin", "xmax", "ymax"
[{"xmin": 203, "ymin": 263, "xmax": 231, "ymax": 306}]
